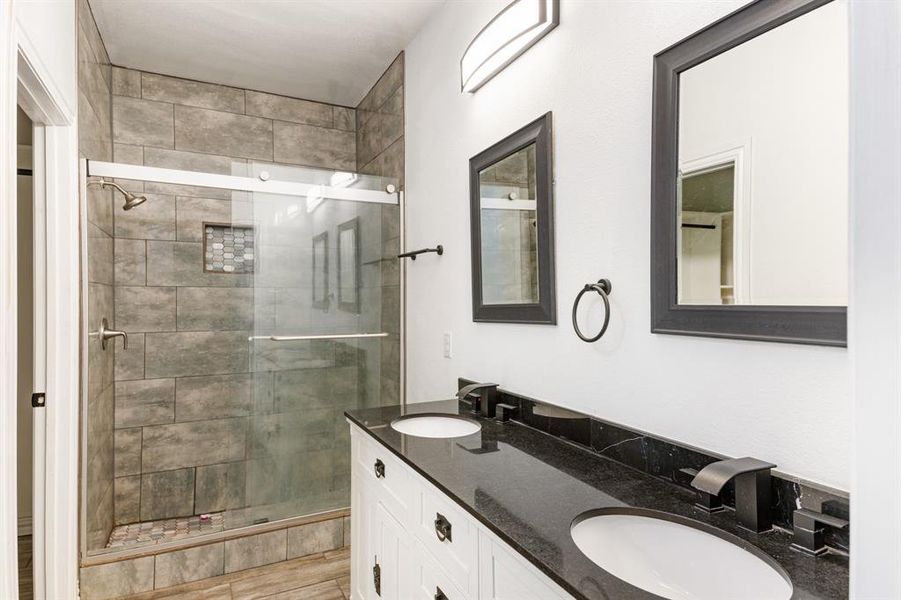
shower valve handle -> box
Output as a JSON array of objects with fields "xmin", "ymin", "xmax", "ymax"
[{"xmin": 98, "ymin": 318, "xmax": 128, "ymax": 350}]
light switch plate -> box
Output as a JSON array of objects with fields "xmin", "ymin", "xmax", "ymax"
[{"xmin": 443, "ymin": 332, "xmax": 452, "ymax": 358}]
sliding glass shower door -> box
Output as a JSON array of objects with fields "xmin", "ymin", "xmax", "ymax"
[{"xmin": 82, "ymin": 159, "xmax": 400, "ymax": 555}]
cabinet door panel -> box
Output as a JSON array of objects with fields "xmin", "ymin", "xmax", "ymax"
[{"xmin": 371, "ymin": 502, "xmax": 410, "ymax": 600}]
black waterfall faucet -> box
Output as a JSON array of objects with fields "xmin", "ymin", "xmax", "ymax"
[
  {"xmin": 456, "ymin": 382, "xmax": 499, "ymax": 417},
  {"xmin": 690, "ymin": 457, "xmax": 777, "ymax": 533}
]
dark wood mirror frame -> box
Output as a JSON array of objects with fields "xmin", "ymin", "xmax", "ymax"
[
  {"xmin": 651, "ymin": 0, "xmax": 846, "ymax": 347},
  {"xmin": 470, "ymin": 112, "xmax": 556, "ymax": 324}
]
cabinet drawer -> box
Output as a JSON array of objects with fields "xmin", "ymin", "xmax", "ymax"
[
  {"xmin": 413, "ymin": 484, "xmax": 478, "ymax": 598},
  {"xmin": 352, "ymin": 426, "xmax": 415, "ymax": 527},
  {"xmin": 410, "ymin": 540, "xmax": 469, "ymax": 600}
]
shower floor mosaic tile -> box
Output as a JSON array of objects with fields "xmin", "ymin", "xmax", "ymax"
[
  {"xmin": 203, "ymin": 223, "xmax": 255, "ymax": 273},
  {"xmin": 106, "ymin": 512, "xmax": 225, "ymax": 548}
]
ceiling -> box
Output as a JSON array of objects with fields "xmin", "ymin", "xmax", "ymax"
[{"xmin": 89, "ymin": 0, "xmax": 444, "ymax": 107}]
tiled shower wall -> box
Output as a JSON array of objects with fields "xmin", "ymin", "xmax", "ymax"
[
  {"xmin": 356, "ymin": 53, "xmax": 404, "ymax": 406},
  {"xmin": 78, "ymin": 0, "xmax": 116, "ymax": 550},
  {"xmin": 99, "ymin": 64, "xmax": 399, "ymax": 540}
]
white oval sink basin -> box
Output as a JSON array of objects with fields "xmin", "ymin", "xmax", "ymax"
[
  {"xmin": 571, "ymin": 509, "xmax": 792, "ymax": 600},
  {"xmin": 391, "ymin": 414, "xmax": 481, "ymax": 438}
]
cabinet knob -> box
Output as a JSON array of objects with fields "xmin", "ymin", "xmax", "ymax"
[
  {"xmin": 374, "ymin": 459, "xmax": 385, "ymax": 479},
  {"xmin": 435, "ymin": 586, "xmax": 448, "ymax": 600},
  {"xmin": 434, "ymin": 513, "xmax": 453, "ymax": 542}
]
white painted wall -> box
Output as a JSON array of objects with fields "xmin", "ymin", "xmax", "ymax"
[
  {"xmin": 404, "ymin": 0, "xmax": 850, "ymax": 490},
  {"xmin": 679, "ymin": 0, "xmax": 848, "ymax": 306},
  {"xmin": 849, "ymin": 0, "xmax": 901, "ymax": 595}
]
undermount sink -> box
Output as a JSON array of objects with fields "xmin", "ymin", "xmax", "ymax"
[
  {"xmin": 571, "ymin": 508, "xmax": 792, "ymax": 600},
  {"xmin": 390, "ymin": 413, "xmax": 481, "ymax": 439}
]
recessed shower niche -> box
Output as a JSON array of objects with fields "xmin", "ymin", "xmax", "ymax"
[{"xmin": 203, "ymin": 223, "xmax": 256, "ymax": 274}]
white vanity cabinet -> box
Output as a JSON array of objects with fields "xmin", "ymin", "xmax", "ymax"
[{"xmin": 349, "ymin": 424, "xmax": 573, "ymax": 600}]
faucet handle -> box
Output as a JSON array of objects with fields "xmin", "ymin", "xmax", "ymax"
[{"xmin": 791, "ymin": 508, "xmax": 849, "ymax": 556}]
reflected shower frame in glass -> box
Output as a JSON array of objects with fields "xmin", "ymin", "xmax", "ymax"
[{"xmin": 78, "ymin": 159, "xmax": 407, "ymax": 562}]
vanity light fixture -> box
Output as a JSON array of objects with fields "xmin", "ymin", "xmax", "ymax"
[{"xmin": 460, "ymin": 0, "xmax": 559, "ymax": 93}]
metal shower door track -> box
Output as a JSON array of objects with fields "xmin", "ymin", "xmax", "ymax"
[{"xmin": 86, "ymin": 160, "xmax": 399, "ymax": 205}]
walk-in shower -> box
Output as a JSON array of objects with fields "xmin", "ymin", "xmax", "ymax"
[{"xmin": 79, "ymin": 157, "xmax": 403, "ymax": 560}]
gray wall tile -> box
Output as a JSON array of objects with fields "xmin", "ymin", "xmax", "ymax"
[
  {"xmin": 224, "ymin": 529, "xmax": 286, "ymax": 573},
  {"xmin": 176, "ymin": 373, "xmax": 253, "ymax": 422},
  {"xmin": 114, "ymin": 238, "xmax": 146, "ymax": 286},
  {"xmin": 175, "ymin": 105, "xmax": 273, "ymax": 160},
  {"xmin": 287, "ymin": 518, "xmax": 343, "ymax": 559},
  {"xmin": 112, "ymin": 67, "xmax": 141, "ymax": 98},
  {"xmin": 114, "ymin": 475, "xmax": 141, "ymax": 525},
  {"xmin": 142, "ymin": 72, "xmax": 244, "ymax": 113},
  {"xmin": 145, "ymin": 331, "xmax": 250, "ymax": 378},
  {"xmin": 143, "ymin": 146, "xmax": 240, "ymax": 175},
  {"xmin": 79, "ymin": 557, "xmax": 154, "ymax": 600},
  {"xmin": 113, "ymin": 142, "xmax": 143, "ymax": 165},
  {"xmin": 140, "ymin": 467, "xmax": 195, "ymax": 520},
  {"xmin": 273, "ymin": 121, "xmax": 355, "ymax": 170},
  {"xmin": 141, "ymin": 418, "xmax": 246, "ymax": 472},
  {"xmin": 176, "ymin": 196, "xmax": 245, "ymax": 242},
  {"xmin": 154, "ymin": 543, "xmax": 225, "ymax": 588},
  {"xmin": 357, "ymin": 52, "xmax": 403, "ymax": 119},
  {"xmin": 115, "ymin": 332, "xmax": 145, "ymax": 381},
  {"xmin": 343, "ymin": 515, "xmax": 350, "ymax": 547},
  {"xmin": 146, "ymin": 241, "xmax": 253, "ymax": 288},
  {"xmin": 177, "ymin": 287, "xmax": 253, "ymax": 331},
  {"xmin": 87, "ymin": 223, "xmax": 113, "ymax": 285},
  {"xmin": 114, "ymin": 428, "xmax": 142, "ymax": 476},
  {"xmin": 115, "ymin": 378, "xmax": 175, "ymax": 428},
  {"xmin": 195, "ymin": 462, "xmax": 246, "ymax": 513},
  {"xmin": 114, "ymin": 193, "xmax": 176, "ymax": 240},
  {"xmin": 245, "ymin": 90, "xmax": 333, "ymax": 127},
  {"xmin": 334, "ymin": 106, "xmax": 355, "ymax": 132},
  {"xmin": 113, "ymin": 96, "xmax": 174, "ymax": 148},
  {"xmin": 115, "ymin": 286, "xmax": 176, "ymax": 332},
  {"xmin": 86, "ymin": 185, "xmax": 113, "ymax": 236}
]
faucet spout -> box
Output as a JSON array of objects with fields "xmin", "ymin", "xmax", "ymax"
[
  {"xmin": 456, "ymin": 382, "xmax": 499, "ymax": 417},
  {"xmin": 691, "ymin": 457, "xmax": 776, "ymax": 534}
]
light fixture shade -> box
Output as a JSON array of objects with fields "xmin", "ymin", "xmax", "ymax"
[{"xmin": 460, "ymin": 0, "xmax": 559, "ymax": 93}]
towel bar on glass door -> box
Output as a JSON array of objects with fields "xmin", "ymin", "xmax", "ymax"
[{"xmin": 247, "ymin": 332, "xmax": 390, "ymax": 341}]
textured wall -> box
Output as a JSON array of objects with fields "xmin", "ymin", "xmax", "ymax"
[
  {"xmin": 404, "ymin": 0, "xmax": 850, "ymax": 490},
  {"xmin": 356, "ymin": 53, "xmax": 404, "ymax": 405},
  {"xmin": 78, "ymin": 0, "xmax": 116, "ymax": 551},
  {"xmin": 103, "ymin": 65, "xmax": 389, "ymax": 536}
]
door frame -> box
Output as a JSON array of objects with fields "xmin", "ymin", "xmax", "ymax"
[{"xmin": 1, "ymin": 3, "xmax": 80, "ymax": 599}]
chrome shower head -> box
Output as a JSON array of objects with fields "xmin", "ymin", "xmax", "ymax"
[{"xmin": 89, "ymin": 178, "xmax": 147, "ymax": 211}]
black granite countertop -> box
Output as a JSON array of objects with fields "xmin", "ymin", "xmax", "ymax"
[{"xmin": 345, "ymin": 400, "xmax": 848, "ymax": 600}]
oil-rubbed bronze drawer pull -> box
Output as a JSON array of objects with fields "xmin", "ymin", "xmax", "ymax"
[
  {"xmin": 434, "ymin": 513, "xmax": 453, "ymax": 542},
  {"xmin": 374, "ymin": 459, "xmax": 385, "ymax": 479},
  {"xmin": 434, "ymin": 586, "xmax": 448, "ymax": 600}
]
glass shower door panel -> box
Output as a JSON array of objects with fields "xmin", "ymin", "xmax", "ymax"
[{"xmin": 239, "ymin": 167, "xmax": 399, "ymax": 527}]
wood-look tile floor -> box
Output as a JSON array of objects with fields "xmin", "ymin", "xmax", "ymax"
[{"xmin": 122, "ymin": 546, "xmax": 350, "ymax": 600}]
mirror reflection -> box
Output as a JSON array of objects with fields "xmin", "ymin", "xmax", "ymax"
[
  {"xmin": 479, "ymin": 144, "xmax": 539, "ymax": 305},
  {"xmin": 677, "ymin": 0, "xmax": 848, "ymax": 306}
]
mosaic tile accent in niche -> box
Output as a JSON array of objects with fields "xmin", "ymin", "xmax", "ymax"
[{"xmin": 203, "ymin": 223, "xmax": 255, "ymax": 273}]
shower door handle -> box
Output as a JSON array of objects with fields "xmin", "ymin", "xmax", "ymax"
[{"xmin": 98, "ymin": 318, "xmax": 127, "ymax": 350}]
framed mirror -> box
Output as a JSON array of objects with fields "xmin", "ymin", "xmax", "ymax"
[
  {"xmin": 338, "ymin": 217, "xmax": 361, "ymax": 313},
  {"xmin": 651, "ymin": 0, "xmax": 847, "ymax": 346},
  {"xmin": 470, "ymin": 113, "xmax": 556, "ymax": 324}
]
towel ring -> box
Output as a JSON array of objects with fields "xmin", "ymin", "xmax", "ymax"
[{"xmin": 572, "ymin": 279, "xmax": 613, "ymax": 343}]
